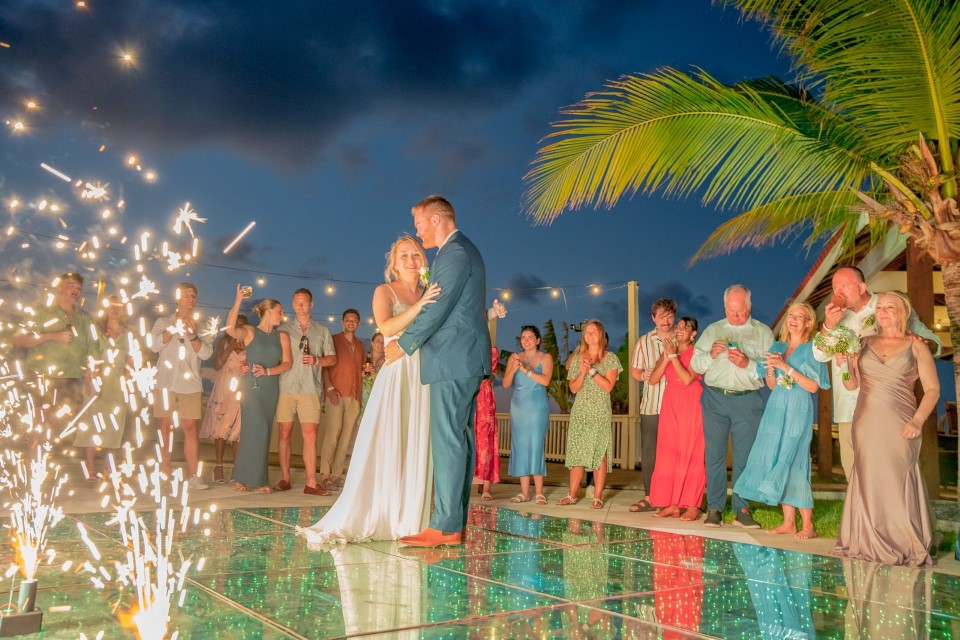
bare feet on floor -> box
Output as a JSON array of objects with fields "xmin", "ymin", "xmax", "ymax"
[
  {"xmin": 770, "ymin": 523, "xmax": 797, "ymax": 535},
  {"xmin": 795, "ymin": 527, "xmax": 816, "ymax": 540}
]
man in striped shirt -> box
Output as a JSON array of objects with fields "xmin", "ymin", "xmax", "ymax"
[{"xmin": 627, "ymin": 298, "xmax": 677, "ymax": 512}]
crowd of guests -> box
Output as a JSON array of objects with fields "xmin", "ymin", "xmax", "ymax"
[{"xmin": 13, "ymin": 265, "xmax": 944, "ymax": 568}]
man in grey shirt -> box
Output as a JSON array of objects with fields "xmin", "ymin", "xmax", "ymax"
[{"xmin": 274, "ymin": 288, "xmax": 337, "ymax": 495}]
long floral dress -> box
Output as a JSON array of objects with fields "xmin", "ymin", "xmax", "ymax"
[
  {"xmin": 565, "ymin": 351, "xmax": 622, "ymax": 472},
  {"xmin": 473, "ymin": 347, "xmax": 500, "ymax": 484},
  {"xmin": 200, "ymin": 348, "xmax": 244, "ymax": 443}
]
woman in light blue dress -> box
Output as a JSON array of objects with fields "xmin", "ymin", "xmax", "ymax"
[
  {"xmin": 503, "ymin": 325, "xmax": 553, "ymax": 504},
  {"xmin": 734, "ymin": 301, "xmax": 828, "ymax": 539},
  {"xmin": 225, "ymin": 290, "xmax": 292, "ymax": 492}
]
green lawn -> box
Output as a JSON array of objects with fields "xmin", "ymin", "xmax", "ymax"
[{"xmin": 727, "ymin": 501, "xmax": 956, "ymax": 552}]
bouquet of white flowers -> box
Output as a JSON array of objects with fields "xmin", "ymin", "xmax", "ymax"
[
  {"xmin": 813, "ymin": 324, "xmax": 861, "ymax": 380},
  {"xmin": 418, "ymin": 266, "xmax": 431, "ymax": 287}
]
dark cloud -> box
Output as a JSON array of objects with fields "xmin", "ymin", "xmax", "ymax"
[
  {"xmin": 502, "ymin": 272, "xmax": 549, "ymax": 304},
  {"xmin": 0, "ymin": 0, "xmax": 554, "ymax": 167},
  {"xmin": 295, "ymin": 256, "xmax": 328, "ymax": 280},
  {"xmin": 638, "ymin": 281, "xmax": 714, "ymax": 322},
  {"xmin": 212, "ymin": 234, "xmax": 271, "ymax": 266}
]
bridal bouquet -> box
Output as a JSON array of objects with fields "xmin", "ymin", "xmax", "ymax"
[{"xmin": 813, "ymin": 324, "xmax": 861, "ymax": 380}]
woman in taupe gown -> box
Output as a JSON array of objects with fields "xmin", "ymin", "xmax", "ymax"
[{"xmin": 833, "ymin": 292, "xmax": 939, "ymax": 567}]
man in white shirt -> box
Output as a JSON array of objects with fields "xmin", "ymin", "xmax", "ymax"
[
  {"xmin": 627, "ymin": 298, "xmax": 676, "ymax": 513},
  {"xmin": 150, "ymin": 283, "xmax": 213, "ymax": 489},
  {"xmin": 813, "ymin": 266, "xmax": 941, "ymax": 479},
  {"xmin": 691, "ymin": 284, "xmax": 773, "ymax": 529}
]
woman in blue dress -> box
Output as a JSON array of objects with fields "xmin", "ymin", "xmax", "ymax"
[
  {"xmin": 734, "ymin": 301, "xmax": 828, "ymax": 540},
  {"xmin": 502, "ymin": 325, "xmax": 553, "ymax": 505},
  {"xmin": 225, "ymin": 287, "xmax": 292, "ymax": 493}
]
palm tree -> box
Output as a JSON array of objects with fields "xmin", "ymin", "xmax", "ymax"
[{"xmin": 524, "ymin": 0, "xmax": 960, "ymax": 552}]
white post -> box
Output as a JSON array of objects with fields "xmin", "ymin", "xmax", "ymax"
[{"xmin": 627, "ymin": 281, "xmax": 640, "ymax": 468}]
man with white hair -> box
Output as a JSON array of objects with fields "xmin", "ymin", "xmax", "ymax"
[{"xmin": 691, "ymin": 285, "xmax": 773, "ymax": 528}]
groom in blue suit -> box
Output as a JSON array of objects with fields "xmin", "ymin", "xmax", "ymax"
[{"xmin": 388, "ymin": 195, "xmax": 491, "ymax": 547}]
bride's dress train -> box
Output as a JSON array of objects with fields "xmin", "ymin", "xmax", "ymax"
[{"xmin": 297, "ymin": 332, "xmax": 432, "ymax": 547}]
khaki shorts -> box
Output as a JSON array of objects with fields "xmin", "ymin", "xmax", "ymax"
[
  {"xmin": 275, "ymin": 392, "xmax": 321, "ymax": 424},
  {"xmin": 153, "ymin": 391, "xmax": 202, "ymax": 421}
]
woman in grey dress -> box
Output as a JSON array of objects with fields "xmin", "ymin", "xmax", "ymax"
[
  {"xmin": 833, "ymin": 291, "xmax": 939, "ymax": 567},
  {"xmin": 225, "ymin": 287, "xmax": 292, "ymax": 493}
]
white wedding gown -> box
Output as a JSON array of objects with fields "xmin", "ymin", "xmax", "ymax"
[{"xmin": 298, "ymin": 300, "xmax": 432, "ymax": 547}]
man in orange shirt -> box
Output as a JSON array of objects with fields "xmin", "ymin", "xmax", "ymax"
[{"xmin": 320, "ymin": 309, "xmax": 366, "ymax": 491}]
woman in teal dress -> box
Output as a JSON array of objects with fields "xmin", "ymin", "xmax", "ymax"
[
  {"xmin": 75, "ymin": 295, "xmax": 132, "ymax": 479},
  {"xmin": 503, "ymin": 325, "xmax": 554, "ymax": 505},
  {"xmin": 225, "ymin": 287, "xmax": 292, "ymax": 492},
  {"xmin": 734, "ymin": 301, "xmax": 828, "ymax": 539},
  {"xmin": 558, "ymin": 319, "xmax": 622, "ymax": 509}
]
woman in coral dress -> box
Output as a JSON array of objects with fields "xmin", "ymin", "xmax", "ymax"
[
  {"xmin": 647, "ymin": 317, "xmax": 706, "ymax": 521},
  {"xmin": 472, "ymin": 346, "xmax": 500, "ymax": 500}
]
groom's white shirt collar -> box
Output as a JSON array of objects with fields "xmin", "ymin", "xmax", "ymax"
[{"xmin": 437, "ymin": 228, "xmax": 459, "ymax": 252}]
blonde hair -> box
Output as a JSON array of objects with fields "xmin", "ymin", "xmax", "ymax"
[
  {"xmin": 575, "ymin": 319, "xmax": 608, "ymax": 359},
  {"xmin": 877, "ymin": 291, "xmax": 911, "ymax": 335},
  {"xmin": 778, "ymin": 301, "xmax": 816, "ymax": 342},
  {"xmin": 253, "ymin": 298, "xmax": 282, "ymax": 318},
  {"xmin": 98, "ymin": 294, "xmax": 129, "ymax": 333},
  {"xmin": 383, "ymin": 235, "xmax": 428, "ymax": 283}
]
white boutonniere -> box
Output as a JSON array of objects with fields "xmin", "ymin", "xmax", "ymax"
[{"xmin": 418, "ymin": 267, "xmax": 430, "ymax": 287}]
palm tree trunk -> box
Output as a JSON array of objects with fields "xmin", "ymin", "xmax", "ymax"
[{"xmin": 941, "ymin": 261, "xmax": 960, "ymax": 558}]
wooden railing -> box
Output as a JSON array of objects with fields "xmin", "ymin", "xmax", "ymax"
[{"xmin": 497, "ymin": 413, "xmax": 636, "ymax": 469}]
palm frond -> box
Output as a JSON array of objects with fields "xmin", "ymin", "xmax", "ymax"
[
  {"xmin": 691, "ymin": 190, "xmax": 864, "ymax": 262},
  {"xmin": 728, "ymin": 0, "xmax": 960, "ymax": 164},
  {"xmin": 523, "ymin": 68, "xmax": 874, "ymax": 223}
]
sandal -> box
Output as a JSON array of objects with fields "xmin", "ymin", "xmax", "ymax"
[
  {"xmin": 232, "ymin": 482, "xmax": 250, "ymax": 493},
  {"xmin": 557, "ymin": 494, "xmax": 579, "ymax": 506},
  {"xmin": 680, "ymin": 508, "xmax": 702, "ymax": 522},
  {"xmin": 591, "ymin": 497, "xmax": 604, "ymax": 510},
  {"xmin": 535, "ymin": 494, "xmax": 547, "ymax": 505},
  {"xmin": 510, "ymin": 493, "xmax": 531, "ymax": 503},
  {"xmin": 213, "ymin": 465, "xmax": 225, "ymax": 484},
  {"xmin": 655, "ymin": 506, "xmax": 681, "ymax": 519},
  {"xmin": 628, "ymin": 499, "xmax": 656, "ymax": 513},
  {"xmin": 481, "ymin": 492, "xmax": 493, "ymax": 501}
]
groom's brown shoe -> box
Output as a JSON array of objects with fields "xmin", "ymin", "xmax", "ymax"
[{"xmin": 398, "ymin": 527, "xmax": 463, "ymax": 547}]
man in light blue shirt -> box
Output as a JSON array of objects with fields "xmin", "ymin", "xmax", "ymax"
[{"xmin": 692, "ymin": 284, "xmax": 773, "ymax": 529}]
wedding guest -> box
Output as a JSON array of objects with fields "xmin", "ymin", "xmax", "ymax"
[
  {"xmin": 199, "ymin": 314, "xmax": 249, "ymax": 483},
  {"xmin": 558, "ymin": 319, "xmax": 622, "ymax": 509},
  {"xmin": 321, "ymin": 308, "xmax": 366, "ymax": 491},
  {"xmin": 149, "ymin": 282, "xmax": 213, "ymax": 489},
  {"xmin": 15, "ymin": 272, "xmax": 98, "ymax": 453},
  {"xmin": 472, "ymin": 346, "xmax": 500, "ymax": 500},
  {"xmin": 503, "ymin": 325, "xmax": 553, "ymax": 505},
  {"xmin": 691, "ymin": 285, "xmax": 773, "ymax": 528},
  {"xmin": 75, "ymin": 295, "xmax": 132, "ymax": 480},
  {"xmin": 813, "ymin": 266, "xmax": 940, "ymax": 479},
  {"xmin": 359, "ymin": 332, "xmax": 385, "ymax": 419},
  {"xmin": 226, "ymin": 289, "xmax": 292, "ymax": 493},
  {"xmin": 834, "ymin": 292, "xmax": 939, "ymax": 567},
  {"xmin": 274, "ymin": 288, "xmax": 337, "ymax": 495},
  {"xmin": 734, "ymin": 302, "xmax": 829, "ymax": 539},
  {"xmin": 646, "ymin": 317, "xmax": 705, "ymax": 521},
  {"xmin": 628, "ymin": 298, "xmax": 677, "ymax": 513}
]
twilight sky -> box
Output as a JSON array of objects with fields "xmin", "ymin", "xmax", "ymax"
[{"xmin": 2, "ymin": 0, "xmax": 813, "ymax": 351}]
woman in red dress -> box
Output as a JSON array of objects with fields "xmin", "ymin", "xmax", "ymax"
[
  {"xmin": 647, "ymin": 317, "xmax": 706, "ymax": 521},
  {"xmin": 473, "ymin": 346, "xmax": 500, "ymax": 500}
]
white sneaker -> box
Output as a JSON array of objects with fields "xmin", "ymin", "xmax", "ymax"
[{"xmin": 188, "ymin": 476, "xmax": 209, "ymax": 491}]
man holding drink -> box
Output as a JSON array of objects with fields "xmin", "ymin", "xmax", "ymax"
[{"xmin": 274, "ymin": 288, "xmax": 337, "ymax": 495}]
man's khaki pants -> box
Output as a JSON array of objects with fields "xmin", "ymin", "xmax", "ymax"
[{"xmin": 320, "ymin": 396, "xmax": 360, "ymax": 478}]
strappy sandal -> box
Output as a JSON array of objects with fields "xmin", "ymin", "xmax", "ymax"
[
  {"xmin": 510, "ymin": 493, "xmax": 531, "ymax": 503},
  {"xmin": 557, "ymin": 494, "xmax": 579, "ymax": 506},
  {"xmin": 535, "ymin": 494, "xmax": 547, "ymax": 505},
  {"xmin": 481, "ymin": 492, "xmax": 493, "ymax": 501},
  {"xmin": 628, "ymin": 499, "xmax": 656, "ymax": 513},
  {"xmin": 591, "ymin": 497, "xmax": 604, "ymax": 510},
  {"xmin": 680, "ymin": 508, "xmax": 703, "ymax": 522},
  {"xmin": 213, "ymin": 465, "xmax": 225, "ymax": 484}
]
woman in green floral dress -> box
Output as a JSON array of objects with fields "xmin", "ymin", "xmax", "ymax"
[{"xmin": 559, "ymin": 319, "xmax": 622, "ymax": 509}]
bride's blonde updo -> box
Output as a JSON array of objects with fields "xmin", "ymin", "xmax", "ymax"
[{"xmin": 383, "ymin": 235, "xmax": 428, "ymax": 283}]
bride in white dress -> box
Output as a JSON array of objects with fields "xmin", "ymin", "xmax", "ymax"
[{"xmin": 298, "ymin": 236, "xmax": 440, "ymax": 547}]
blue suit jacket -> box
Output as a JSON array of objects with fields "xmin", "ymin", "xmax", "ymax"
[{"xmin": 398, "ymin": 230, "xmax": 492, "ymax": 384}]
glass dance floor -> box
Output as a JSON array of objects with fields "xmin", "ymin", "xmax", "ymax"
[{"xmin": 7, "ymin": 504, "xmax": 960, "ymax": 638}]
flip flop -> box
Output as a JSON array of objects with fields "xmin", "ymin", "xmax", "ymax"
[
  {"xmin": 628, "ymin": 499, "xmax": 656, "ymax": 513},
  {"xmin": 557, "ymin": 494, "xmax": 578, "ymax": 506}
]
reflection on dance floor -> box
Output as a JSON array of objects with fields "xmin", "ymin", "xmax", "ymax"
[{"xmin": 4, "ymin": 504, "xmax": 959, "ymax": 638}]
